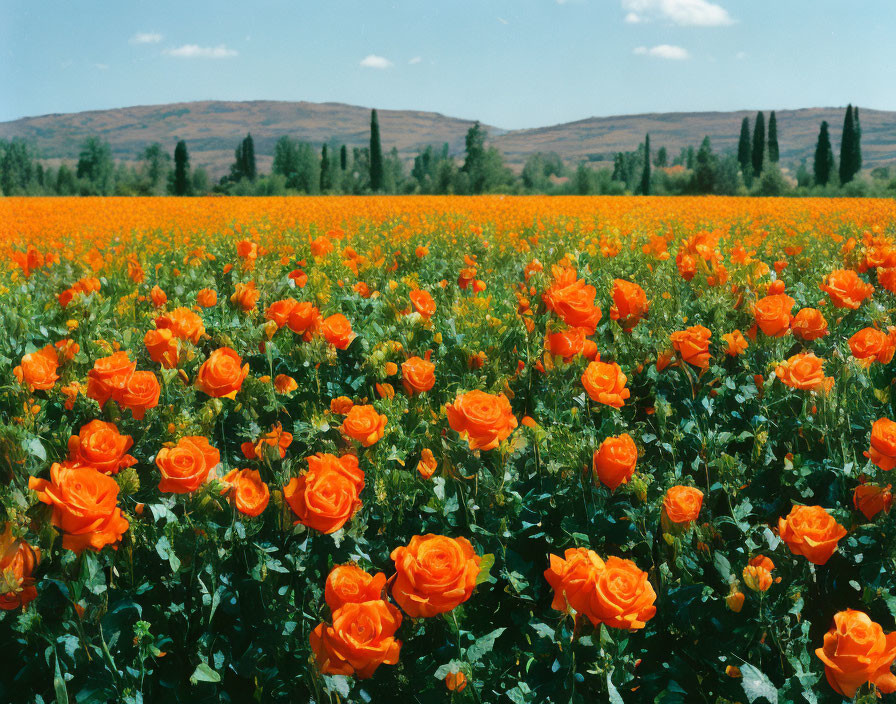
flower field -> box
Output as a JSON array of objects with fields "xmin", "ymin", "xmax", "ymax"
[{"xmin": 3, "ymin": 195, "xmax": 896, "ymax": 703}]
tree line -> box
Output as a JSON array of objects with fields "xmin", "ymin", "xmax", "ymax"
[{"xmin": 1, "ymin": 105, "xmax": 893, "ymax": 197}]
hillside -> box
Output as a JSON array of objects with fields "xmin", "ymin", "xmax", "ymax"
[{"xmin": 1, "ymin": 101, "xmax": 894, "ymax": 177}]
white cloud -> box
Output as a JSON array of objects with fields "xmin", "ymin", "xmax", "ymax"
[
  {"xmin": 409, "ymin": 56, "xmax": 422, "ymax": 65},
  {"xmin": 164, "ymin": 44, "xmax": 238, "ymax": 59},
  {"xmin": 622, "ymin": 0, "xmax": 732, "ymax": 27},
  {"xmin": 634, "ymin": 44, "xmax": 690, "ymax": 59},
  {"xmin": 360, "ymin": 54, "xmax": 393, "ymax": 69},
  {"xmin": 130, "ymin": 32, "xmax": 162, "ymax": 44}
]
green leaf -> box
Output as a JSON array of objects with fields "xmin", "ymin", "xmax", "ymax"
[
  {"xmin": 190, "ymin": 662, "xmax": 221, "ymax": 684},
  {"xmin": 466, "ymin": 627, "xmax": 506, "ymax": 663},
  {"xmin": 53, "ymin": 648, "xmax": 69, "ymax": 704},
  {"xmin": 741, "ymin": 663, "xmax": 778, "ymax": 704},
  {"xmin": 476, "ymin": 553, "xmax": 495, "ymax": 585},
  {"xmin": 606, "ymin": 672, "xmax": 625, "ymax": 704},
  {"xmin": 25, "ymin": 437, "xmax": 46, "ymax": 462}
]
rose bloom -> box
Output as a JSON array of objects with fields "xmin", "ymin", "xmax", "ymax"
[
  {"xmin": 0, "ymin": 525, "xmax": 40, "ymax": 610},
  {"xmin": 670, "ymin": 325, "xmax": 712, "ymax": 368},
  {"xmin": 742, "ymin": 565, "xmax": 772, "ymax": 592},
  {"xmin": 581, "ymin": 360, "xmax": 630, "ymax": 408},
  {"xmin": 310, "ymin": 236, "xmax": 333, "ymax": 258},
  {"xmin": 230, "ymin": 281, "xmax": 260, "ymax": 311},
  {"xmin": 242, "ymin": 423, "xmax": 293, "ymax": 460},
  {"xmin": 156, "ymin": 436, "xmax": 220, "ymax": 494},
  {"xmin": 13, "ymin": 345, "xmax": 59, "ymax": 391},
  {"xmin": 341, "ymin": 405, "xmax": 387, "ymax": 447},
  {"xmin": 753, "ymin": 294, "xmax": 795, "ymax": 337},
  {"xmin": 310, "ymin": 600, "xmax": 402, "ymax": 679},
  {"xmin": 274, "ymin": 374, "xmax": 298, "ymax": 394},
  {"xmin": 544, "ymin": 547, "xmax": 606, "ymax": 618},
  {"xmin": 54, "ymin": 338, "xmax": 79, "ymax": 362},
  {"xmin": 868, "ymin": 417, "xmax": 896, "ymax": 471},
  {"xmin": 722, "ymin": 330, "xmax": 749, "ymax": 356},
  {"xmin": 401, "ymin": 356, "xmax": 435, "ymax": 394},
  {"xmin": 410, "ymin": 289, "xmax": 436, "ymax": 319},
  {"xmin": 853, "ymin": 484, "xmax": 893, "ymax": 521},
  {"xmin": 445, "ymin": 672, "xmax": 467, "ymax": 692},
  {"xmin": 593, "ymin": 433, "xmax": 638, "ymax": 491},
  {"xmin": 86, "ymin": 351, "xmax": 137, "ymax": 408},
  {"xmin": 150, "ymin": 285, "xmax": 167, "ymax": 308},
  {"xmin": 325, "ymin": 564, "xmax": 387, "ymax": 610},
  {"xmin": 778, "ymin": 504, "xmax": 847, "ymax": 565},
  {"xmin": 849, "ymin": 327, "xmax": 896, "ymax": 366},
  {"xmin": 321, "ymin": 313, "xmax": 356, "ymax": 350},
  {"xmin": 542, "ymin": 268, "xmax": 602, "ymax": 334},
  {"xmin": 610, "ymin": 279, "xmax": 649, "ymax": 331},
  {"xmin": 390, "ymin": 534, "xmax": 481, "ymax": 617},
  {"xmin": 265, "ymin": 298, "xmax": 298, "ymax": 329},
  {"xmin": 220, "ymin": 468, "xmax": 269, "ymax": 516},
  {"xmin": 116, "ymin": 371, "xmax": 161, "ymax": 420},
  {"xmin": 676, "ymin": 251, "xmax": 697, "ymax": 281},
  {"xmin": 29, "ymin": 463, "xmax": 129, "ymax": 553},
  {"xmin": 446, "ymin": 390, "xmax": 518, "ymax": 451},
  {"xmin": 144, "ymin": 328, "xmax": 180, "ymax": 368},
  {"xmin": 662, "ymin": 486, "xmax": 704, "ymax": 528},
  {"xmin": 749, "ymin": 555, "xmax": 775, "ymax": 572},
  {"xmin": 67, "ymin": 420, "xmax": 136, "ymax": 476},
  {"xmin": 545, "ymin": 327, "xmax": 597, "ymax": 362},
  {"xmin": 284, "ymin": 453, "xmax": 365, "ymax": 533},
  {"xmin": 286, "ymin": 301, "xmax": 321, "ymax": 339},
  {"xmin": 196, "ymin": 288, "xmax": 217, "ymax": 308},
  {"xmin": 819, "ymin": 269, "xmax": 874, "ymax": 309},
  {"xmin": 156, "ymin": 307, "xmax": 205, "ymax": 344},
  {"xmin": 195, "ymin": 348, "xmax": 249, "ymax": 399},
  {"xmin": 790, "ymin": 307, "xmax": 829, "ymax": 341},
  {"xmin": 417, "ymin": 448, "xmax": 437, "ymax": 479},
  {"xmin": 775, "ymin": 352, "xmax": 830, "ymax": 392},
  {"xmin": 815, "ymin": 609, "xmax": 896, "ymax": 697},
  {"xmin": 330, "ymin": 396, "xmax": 354, "ymax": 415},
  {"xmin": 586, "ymin": 556, "xmax": 656, "ymax": 630}
]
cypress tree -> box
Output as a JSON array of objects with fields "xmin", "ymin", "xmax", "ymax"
[
  {"xmin": 751, "ymin": 111, "xmax": 765, "ymax": 177},
  {"xmin": 853, "ymin": 106, "xmax": 862, "ymax": 172},
  {"xmin": 767, "ymin": 111, "xmax": 779, "ymax": 163},
  {"xmin": 640, "ymin": 134, "xmax": 651, "ymax": 195},
  {"xmin": 243, "ymin": 134, "xmax": 256, "ymax": 181},
  {"xmin": 320, "ymin": 144, "xmax": 332, "ymax": 192},
  {"xmin": 173, "ymin": 140, "xmax": 190, "ymax": 195},
  {"xmin": 839, "ymin": 104, "xmax": 857, "ymax": 184},
  {"xmin": 814, "ymin": 121, "xmax": 834, "ymax": 186},
  {"xmin": 737, "ymin": 117, "xmax": 752, "ymax": 183},
  {"xmin": 340, "ymin": 144, "xmax": 348, "ymax": 171},
  {"xmin": 369, "ymin": 110, "xmax": 384, "ymax": 191}
]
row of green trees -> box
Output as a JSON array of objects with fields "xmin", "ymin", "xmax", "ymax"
[{"xmin": 1, "ymin": 105, "xmax": 892, "ymax": 197}]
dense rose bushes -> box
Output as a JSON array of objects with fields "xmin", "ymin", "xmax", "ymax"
[{"xmin": 2, "ymin": 196, "xmax": 896, "ymax": 702}]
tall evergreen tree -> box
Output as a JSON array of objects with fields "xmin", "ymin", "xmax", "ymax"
[
  {"xmin": 814, "ymin": 121, "xmax": 834, "ymax": 186},
  {"xmin": 751, "ymin": 111, "xmax": 765, "ymax": 177},
  {"xmin": 767, "ymin": 111, "xmax": 779, "ymax": 163},
  {"xmin": 853, "ymin": 106, "xmax": 862, "ymax": 172},
  {"xmin": 640, "ymin": 134, "xmax": 651, "ymax": 195},
  {"xmin": 320, "ymin": 144, "xmax": 332, "ymax": 192},
  {"xmin": 173, "ymin": 140, "xmax": 190, "ymax": 195},
  {"xmin": 839, "ymin": 104, "xmax": 859, "ymax": 184},
  {"xmin": 737, "ymin": 117, "xmax": 752, "ymax": 183},
  {"xmin": 243, "ymin": 134, "xmax": 256, "ymax": 181},
  {"xmin": 340, "ymin": 144, "xmax": 348, "ymax": 171},
  {"xmin": 369, "ymin": 110, "xmax": 384, "ymax": 191}
]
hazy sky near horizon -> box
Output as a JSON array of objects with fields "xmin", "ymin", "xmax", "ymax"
[{"xmin": 2, "ymin": 0, "xmax": 895, "ymax": 128}]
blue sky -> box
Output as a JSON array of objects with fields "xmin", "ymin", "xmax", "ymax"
[{"xmin": 2, "ymin": 0, "xmax": 895, "ymax": 129}]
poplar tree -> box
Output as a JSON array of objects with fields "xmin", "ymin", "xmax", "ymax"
[
  {"xmin": 737, "ymin": 117, "xmax": 752, "ymax": 184},
  {"xmin": 369, "ymin": 110, "xmax": 384, "ymax": 191},
  {"xmin": 814, "ymin": 121, "xmax": 834, "ymax": 186},
  {"xmin": 320, "ymin": 144, "xmax": 332, "ymax": 192},
  {"xmin": 751, "ymin": 111, "xmax": 765, "ymax": 177},
  {"xmin": 767, "ymin": 111, "xmax": 779, "ymax": 163},
  {"xmin": 173, "ymin": 140, "xmax": 190, "ymax": 195},
  {"xmin": 640, "ymin": 134, "xmax": 651, "ymax": 195},
  {"xmin": 839, "ymin": 104, "xmax": 858, "ymax": 184},
  {"xmin": 340, "ymin": 144, "xmax": 348, "ymax": 171}
]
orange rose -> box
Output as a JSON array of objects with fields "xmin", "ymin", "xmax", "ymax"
[
  {"xmin": 542, "ymin": 267, "xmax": 601, "ymax": 334},
  {"xmin": 230, "ymin": 281, "xmax": 259, "ymax": 311},
  {"xmin": 286, "ymin": 301, "xmax": 321, "ymax": 338},
  {"xmin": 29, "ymin": 463, "xmax": 129, "ymax": 553},
  {"xmin": 274, "ymin": 374, "xmax": 297, "ymax": 394},
  {"xmin": 417, "ymin": 448, "xmax": 437, "ymax": 479},
  {"xmin": 401, "ymin": 356, "xmax": 435, "ymax": 394},
  {"xmin": 778, "ymin": 504, "xmax": 847, "ymax": 565},
  {"xmin": 0, "ymin": 525, "xmax": 40, "ymax": 610},
  {"xmin": 670, "ymin": 325, "xmax": 712, "ymax": 368},
  {"xmin": 445, "ymin": 672, "xmax": 467, "ymax": 692},
  {"xmin": 726, "ymin": 590, "xmax": 745, "ymax": 613},
  {"xmin": 742, "ymin": 565, "xmax": 772, "ymax": 592},
  {"xmin": 410, "ymin": 289, "xmax": 436, "ymax": 319},
  {"xmin": 849, "ymin": 327, "xmax": 896, "ymax": 366},
  {"xmin": 545, "ymin": 327, "xmax": 597, "ymax": 362},
  {"xmin": 310, "ymin": 600, "xmax": 402, "ymax": 678},
  {"xmin": 67, "ymin": 420, "xmax": 136, "ymax": 476},
  {"xmin": 868, "ymin": 417, "xmax": 896, "ymax": 471},
  {"xmin": 609, "ymin": 279, "xmax": 649, "ymax": 331},
  {"xmin": 265, "ymin": 298, "xmax": 298, "ymax": 328},
  {"xmin": 220, "ymin": 468, "xmax": 269, "ymax": 516},
  {"xmin": 144, "ymin": 328, "xmax": 180, "ymax": 368},
  {"xmin": 150, "ymin": 285, "xmax": 167, "ymax": 308},
  {"xmin": 13, "ymin": 345, "xmax": 59, "ymax": 391},
  {"xmin": 321, "ymin": 313, "xmax": 356, "ymax": 349},
  {"xmin": 581, "ymin": 360, "xmax": 630, "ymax": 408},
  {"xmin": 195, "ymin": 347, "xmax": 249, "ymax": 399},
  {"xmin": 284, "ymin": 453, "xmax": 364, "ymax": 533},
  {"xmin": 722, "ymin": 330, "xmax": 748, "ymax": 356},
  {"xmin": 853, "ymin": 484, "xmax": 893, "ymax": 521},
  {"xmin": 544, "ymin": 547, "xmax": 606, "ymax": 618},
  {"xmin": 753, "ymin": 294, "xmax": 795, "ymax": 337},
  {"xmin": 310, "ymin": 236, "xmax": 333, "ymax": 258},
  {"xmin": 330, "ymin": 396, "xmax": 354, "ymax": 415},
  {"xmin": 586, "ymin": 556, "xmax": 657, "ymax": 630},
  {"xmin": 662, "ymin": 486, "xmax": 704, "ymax": 528},
  {"xmin": 593, "ymin": 433, "xmax": 637, "ymax": 490},
  {"xmin": 390, "ymin": 534, "xmax": 481, "ymax": 617},
  {"xmin": 86, "ymin": 351, "xmax": 136, "ymax": 407},
  {"xmin": 341, "ymin": 405, "xmax": 387, "ymax": 446},
  {"xmin": 116, "ymin": 371, "xmax": 160, "ymax": 420},
  {"xmin": 446, "ymin": 390, "xmax": 518, "ymax": 451},
  {"xmin": 196, "ymin": 288, "xmax": 217, "ymax": 308},
  {"xmin": 791, "ymin": 307, "xmax": 828, "ymax": 340},
  {"xmin": 156, "ymin": 307, "xmax": 205, "ymax": 343},
  {"xmin": 775, "ymin": 352, "xmax": 830, "ymax": 392},
  {"xmin": 819, "ymin": 269, "xmax": 874, "ymax": 309},
  {"xmin": 156, "ymin": 436, "xmax": 219, "ymax": 494},
  {"xmin": 815, "ymin": 610, "xmax": 896, "ymax": 697},
  {"xmin": 325, "ymin": 564, "xmax": 387, "ymax": 610}
]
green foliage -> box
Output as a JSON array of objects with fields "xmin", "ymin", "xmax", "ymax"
[
  {"xmin": 751, "ymin": 111, "xmax": 765, "ymax": 178},
  {"xmin": 814, "ymin": 121, "xmax": 835, "ymax": 186},
  {"xmin": 369, "ymin": 109, "xmax": 384, "ymax": 191},
  {"xmin": 173, "ymin": 141, "xmax": 190, "ymax": 196},
  {"xmin": 767, "ymin": 111, "xmax": 780, "ymax": 164}
]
